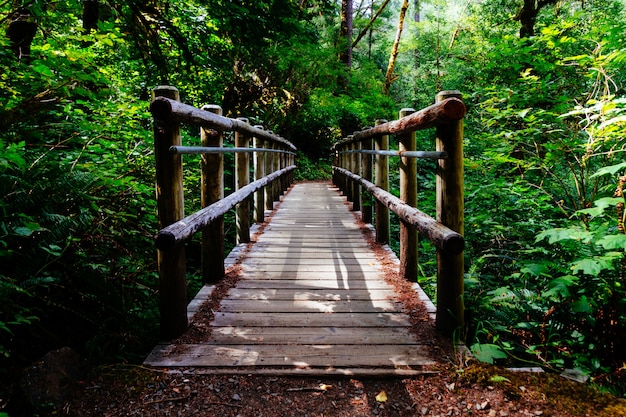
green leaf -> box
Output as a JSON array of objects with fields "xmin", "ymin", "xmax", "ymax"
[
  {"xmin": 596, "ymin": 234, "xmax": 626, "ymax": 250},
  {"xmin": 542, "ymin": 275, "xmax": 578, "ymax": 299},
  {"xmin": 520, "ymin": 263, "xmax": 550, "ymax": 277},
  {"xmin": 470, "ymin": 343, "xmax": 508, "ymax": 364},
  {"xmin": 570, "ymin": 256, "xmax": 616, "ymax": 276},
  {"xmin": 571, "ymin": 296, "xmax": 593, "ymax": 314},
  {"xmin": 590, "ymin": 161, "xmax": 626, "ymax": 178},
  {"xmin": 13, "ymin": 222, "xmax": 45, "ymax": 237},
  {"xmin": 536, "ymin": 227, "xmax": 592, "ymax": 244},
  {"xmin": 33, "ymin": 63, "xmax": 55, "ymax": 77}
]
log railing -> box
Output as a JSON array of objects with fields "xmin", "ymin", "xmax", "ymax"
[
  {"xmin": 151, "ymin": 86, "xmax": 297, "ymax": 340},
  {"xmin": 331, "ymin": 90, "xmax": 465, "ymax": 338}
]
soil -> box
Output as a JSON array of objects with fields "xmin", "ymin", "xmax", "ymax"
[
  {"xmin": 56, "ymin": 185, "xmax": 626, "ymax": 416},
  {"xmin": 62, "ymin": 362, "xmax": 626, "ymax": 417}
]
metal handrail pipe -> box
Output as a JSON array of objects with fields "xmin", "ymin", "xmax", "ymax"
[
  {"xmin": 339, "ymin": 149, "xmax": 447, "ymax": 159},
  {"xmin": 169, "ymin": 146, "xmax": 296, "ymax": 156}
]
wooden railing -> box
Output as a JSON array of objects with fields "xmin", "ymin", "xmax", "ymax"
[
  {"xmin": 331, "ymin": 90, "xmax": 465, "ymax": 338},
  {"xmin": 151, "ymin": 86, "xmax": 297, "ymax": 340}
]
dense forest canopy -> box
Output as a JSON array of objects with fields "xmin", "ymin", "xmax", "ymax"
[{"xmin": 1, "ymin": 0, "xmax": 626, "ymax": 410}]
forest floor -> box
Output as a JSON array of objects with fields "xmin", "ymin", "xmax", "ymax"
[{"xmin": 63, "ymin": 360, "xmax": 626, "ymax": 417}]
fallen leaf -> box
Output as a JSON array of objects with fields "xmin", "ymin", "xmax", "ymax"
[
  {"xmin": 375, "ymin": 390, "xmax": 388, "ymax": 403},
  {"xmin": 319, "ymin": 383, "xmax": 332, "ymax": 391}
]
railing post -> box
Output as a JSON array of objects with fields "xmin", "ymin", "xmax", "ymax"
[
  {"xmin": 235, "ymin": 118, "xmax": 251, "ymax": 244},
  {"xmin": 398, "ymin": 108, "xmax": 418, "ymax": 281},
  {"xmin": 345, "ymin": 136, "xmax": 354, "ymax": 203},
  {"xmin": 265, "ymin": 142, "xmax": 274, "ymax": 211},
  {"xmin": 361, "ymin": 129, "xmax": 373, "ymax": 224},
  {"xmin": 281, "ymin": 146, "xmax": 288, "ymax": 193},
  {"xmin": 337, "ymin": 142, "xmax": 346, "ymax": 195},
  {"xmin": 201, "ymin": 105, "xmax": 225, "ymax": 283},
  {"xmin": 435, "ymin": 90, "xmax": 465, "ymax": 339},
  {"xmin": 332, "ymin": 145, "xmax": 336, "ymax": 185},
  {"xmin": 152, "ymin": 85, "xmax": 187, "ymax": 340},
  {"xmin": 271, "ymin": 138, "xmax": 280, "ymax": 203},
  {"xmin": 351, "ymin": 137, "xmax": 361, "ymax": 212},
  {"xmin": 253, "ymin": 127, "xmax": 265, "ymax": 223},
  {"xmin": 374, "ymin": 119, "xmax": 390, "ymax": 244}
]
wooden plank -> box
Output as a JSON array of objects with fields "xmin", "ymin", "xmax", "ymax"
[
  {"xmin": 242, "ymin": 264, "xmax": 381, "ymax": 273},
  {"xmin": 175, "ymin": 368, "xmax": 437, "ymax": 377},
  {"xmin": 233, "ymin": 273, "xmax": 389, "ymax": 283},
  {"xmin": 232, "ymin": 280, "xmax": 394, "ymax": 290},
  {"xmin": 225, "ymin": 288, "xmax": 397, "ymax": 300},
  {"xmin": 209, "ymin": 326, "xmax": 419, "ymax": 345},
  {"xmin": 243, "ymin": 251, "xmax": 377, "ymax": 259},
  {"xmin": 218, "ymin": 299, "xmax": 400, "ymax": 313},
  {"xmin": 145, "ymin": 344, "xmax": 436, "ymax": 368},
  {"xmin": 243, "ymin": 257, "xmax": 381, "ymax": 265},
  {"xmin": 211, "ymin": 312, "xmax": 412, "ymax": 327}
]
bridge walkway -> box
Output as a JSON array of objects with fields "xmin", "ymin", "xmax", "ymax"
[{"xmin": 145, "ymin": 182, "xmax": 439, "ymax": 376}]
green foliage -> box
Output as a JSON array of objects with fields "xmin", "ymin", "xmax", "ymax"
[{"xmin": 294, "ymin": 153, "xmax": 332, "ymax": 182}]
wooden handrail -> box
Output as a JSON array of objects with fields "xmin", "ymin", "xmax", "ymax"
[
  {"xmin": 152, "ymin": 85, "xmax": 296, "ymax": 340},
  {"xmin": 150, "ymin": 96, "xmax": 296, "ymax": 150},
  {"xmin": 343, "ymin": 97, "xmax": 465, "ymax": 142},
  {"xmin": 156, "ymin": 165, "xmax": 296, "ymax": 250},
  {"xmin": 331, "ymin": 90, "xmax": 465, "ymax": 339},
  {"xmin": 333, "ymin": 167, "xmax": 463, "ymax": 254}
]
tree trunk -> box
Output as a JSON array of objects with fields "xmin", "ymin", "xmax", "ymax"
[
  {"xmin": 383, "ymin": 0, "xmax": 409, "ymax": 95},
  {"xmin": 338, "ymin": 0, "xmax": 353, "ymax": 89},
  {"xmin": 515, "ymin": 0, "xmax": 558, "ymax": 38},
  {"xmin": 7, "ymin": 10, "xmax": 37, "ymax": 62},
  {"xmin": 352, "ymin": 0, "xmax": 391, "ymax": 49},
  {"xmin": 83, "ymin": 1, "xmax": 99, "ymax": 33}
]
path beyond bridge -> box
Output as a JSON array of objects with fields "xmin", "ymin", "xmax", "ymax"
[{"xmin": 145, "ymin": 182, "xmax": 442, "ymax": 376}]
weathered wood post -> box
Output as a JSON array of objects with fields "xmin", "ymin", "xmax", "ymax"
[
  {"xmin": 375, "ymin": 119, "xmax": 390, "ymax": 244},
  {"xmin": 201, "ymin": 104, "xmax": 225, "ymax": 283},
  {"xmin": 345, "ymin": 136, "xmax": 354, "ymax": 203},
  {"xmin": 265, "ymin": 141, "xmax": 274, "ymax": 211},
  {"xmin": 281, "ymin": 145, "xmax": 288, "ymax": 194},
  {"xmin": 398, "ymin": 108, "xmax": 418, "ymax": 281},
  {"xmin": 336, "ymin": 141, "xmax": 346, "ymax": 195},
  {"xmin": 271, "ymin": 138, "xmax": 280, "ymax": 203},
  {"xmin": 351, "ymin": 137, "xmax": 361, "ymax": 211},
  {"xmin": 361, "ymin": 129, "xmax": 373, "ymax": 224},
  {"xmin": 253, "ymin": 127, "xmax": 265, "ymax": 223},
  {"xmin": 435, "ymin": 90, "xmax": 465, "ymax": 339},
  {"xmin": 235, "ymin": 118, "xmax": 251, "ymax": 244},
  {"xmin": 152, "ymin": 85, "xmax": 187, "ymax": 340}
]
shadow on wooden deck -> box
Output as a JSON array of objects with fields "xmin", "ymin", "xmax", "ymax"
[{"xmin": 145, "ymin": 182, "xmax": 441, "ymax": 376}]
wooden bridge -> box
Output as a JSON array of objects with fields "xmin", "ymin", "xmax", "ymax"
[{"xmin": 144, "ymin": 86, "xmax": 466, "ymax": 375}]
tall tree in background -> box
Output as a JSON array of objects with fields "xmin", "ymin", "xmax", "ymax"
[
  {"xmin": 338, "ymin": 0, "xmax": 353, "ymax": 89},
  {"xmin": 514, "ymin": 0, "xmax": 557, "ymax": 37},
  {"xmin": 351, "ymin": 0, "xmax": 391, "ymax": 49},
  {"xmin": 383, "ymin": 0, "xmax": 410, "ymax": 94}
]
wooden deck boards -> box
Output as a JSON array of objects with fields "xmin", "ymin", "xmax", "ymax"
[{"xmin": 144, "ymin": 182, "xmax": 438, "ymax": 375}]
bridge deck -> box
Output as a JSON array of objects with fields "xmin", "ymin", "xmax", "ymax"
[{"xmin": 144, "ymin": 182, "xmax": 439, "ymax": 376}]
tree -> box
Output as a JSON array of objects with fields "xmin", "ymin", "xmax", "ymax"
[
  {"xmin": 383, "ymin": 0, "xmax": 410, "ymax": 94},
  {"xmin": 514, "ymin": 0, "xmax": 556, "ymax": 37},
  {"xmin": 351, "ymin": 0, "xmax": 391, "ymax": 49},
  {"xmin": 338, "ymin": 0, "xmax": 353, "ymax": 89}
]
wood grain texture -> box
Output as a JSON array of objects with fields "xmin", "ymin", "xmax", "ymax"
[{"xmin": 145, "ymin": 182, "xmax": 437, "ymax": 375}]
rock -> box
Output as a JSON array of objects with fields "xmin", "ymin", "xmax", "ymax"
[{"xmin": 20, "ymin": 347, "xmax": 90, "ymax": 413}]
